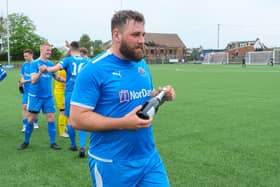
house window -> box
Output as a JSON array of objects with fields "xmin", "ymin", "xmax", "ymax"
[
  {"xmin": 151, "ymin": 49, "xmax": 154, "ymax": 54},
  {"xmin": 240, "ymin": 43, "xmax": 247, "ymax": 47}
]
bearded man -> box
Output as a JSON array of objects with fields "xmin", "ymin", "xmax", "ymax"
[{"xmin": 70, "ymin": 10, "xmax": 176, "ymax": 187}]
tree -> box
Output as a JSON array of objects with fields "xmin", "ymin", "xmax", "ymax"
[
  {"xmin": 0, "ymin": 17, "xmax": 5, "ymax": 33},
  {"xmin": 79, "ymin": 34, "xmax": 105, "ymax": 57},
  {"xmin": 0, "ymin": 13, "xmax": 46, "ymax": 61},
  {"xmin": 0, "ymin": 17, "xmax": 4, "ymax": 51},
  {"xmin": 50, "ymin": 47, "xmax": 63, "ymax": 60},
  {"xmin": 93, "ymin": 40, "xmax": 102, "ymax": 48},
  {"xmin": 79, "ymin": 34, "xmax": 92, "ymax": 51},
  {"xmin": 92, "ymin": 40, "xmax": 104, "ymax": 56}
]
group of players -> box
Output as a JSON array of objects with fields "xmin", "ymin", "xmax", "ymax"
[
  {"xmin": 3, "ymin": 9, "xmax": 177, "ymax": 186},
  {"xmin": 17, "ymin": 41, "xmax": 91, "ymax": 158}
]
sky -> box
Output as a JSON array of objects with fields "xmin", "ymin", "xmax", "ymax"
[{"xmin": 1, "ymin": 0, "xmax": 280, "ymax": 49}]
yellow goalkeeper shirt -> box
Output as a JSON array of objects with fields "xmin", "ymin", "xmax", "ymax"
[{"xmin": 54, "ymin": 70, "xmax": 66, "ymax": 94}]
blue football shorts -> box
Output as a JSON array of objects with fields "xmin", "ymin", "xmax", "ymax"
[
  {"xmin": 88, "ymin": 150, "xmax": 170, "ymax": 187},
  {"xmin": 27, "ymin": 95, "xmax": 55, "ymax": 113}
]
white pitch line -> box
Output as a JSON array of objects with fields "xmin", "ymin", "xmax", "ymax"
[{"xmin": 173, "ymin": 68, "xmax": 280, "ymax": 73}]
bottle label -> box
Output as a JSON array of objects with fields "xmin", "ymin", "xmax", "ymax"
[{"xmin": 147, "ymin": 107, "xmax": 156, "ymax": 117}]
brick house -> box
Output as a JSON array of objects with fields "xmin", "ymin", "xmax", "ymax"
[
  {"xmin": 144, "ymin": 33, "xmax": 187, "ymax": 64},
  {"xmin": 225, "ymin": 38, "xmax": 270, "ymax": 63}
]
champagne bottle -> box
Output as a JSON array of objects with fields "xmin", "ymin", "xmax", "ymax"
[{"xmin": 137, "ymin": 88, "xmax": 167, "ymax": 119}]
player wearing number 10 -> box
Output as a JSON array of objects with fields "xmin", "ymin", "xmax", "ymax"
[{"xmin": 47, "ymin": 41, "xmax": 90, "ymax": 157}]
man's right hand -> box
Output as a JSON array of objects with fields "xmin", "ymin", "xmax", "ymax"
[
  {"xmin": 65, "ymin": 40, "xmax": 70, "ymax": 48},
  {"xmin": 121, "ymin": 106, "xmax": 153, "ymax": 130},
  {"xmin": 39, "ymin": 65, "xmax": 47, "ymax": 73}
]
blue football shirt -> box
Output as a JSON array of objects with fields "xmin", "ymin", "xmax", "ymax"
[
  {"xmin": 0, "ymin": 66, "xmax": 7, "ymax": 81},
  {"xmin": 71, "ymin": 51, "xmax": 155, "ymax": 161},
  {"xmin": 59, "ymin": 55, "xmax": 89, "ymax": 92},
  {"xmin": 28, "ymin": 58, "xmax": 55, "ymax": 98},
  {"xmin": 20, "ymin": 62, "xmax": 32, "ymax": 93}
]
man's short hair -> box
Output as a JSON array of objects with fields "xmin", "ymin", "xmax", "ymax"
[
  {"xmin": 40, "ymin": 42, "xmax": 51, "ymax": 49},
  {"xmin": 70, "ymin": 41, "xmax": 80, "ymax": 51},
  {"xmin": 111, "ymin": 10, "xmax": 145, "ymax": 33},
  {"xmin": 80, "ymin": 47, "xmax": 88, "ymax": 55},
  {"xmin": 23, "ymin": 49, "xmax": 33, "ymax": 54}
]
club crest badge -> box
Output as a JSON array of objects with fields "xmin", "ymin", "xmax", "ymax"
[{"xmin": 138, "ymin": 67, "xmax": 145, "ymax": 76}]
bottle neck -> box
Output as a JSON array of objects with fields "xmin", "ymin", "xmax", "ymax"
[{"xmin": 156, "ymin": 90, "xmax": 165, "ymax": 100}]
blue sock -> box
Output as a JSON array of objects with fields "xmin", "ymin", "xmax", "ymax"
[
  {"xmin": 24, "ymin": 123, "xmax": 34, "ymax": 144},
  {"xmin": 67, "ymin": 125, "xmax": 76, "ymax": 147},
  {"xmin": 48, "ymin": 121, "xmax": 56, "ymax": 144},
  {"xmin": 34, "ymin": 118, "xmax": 39, "ymax": 124},
  {"xmin": 79, "ymin": 130, "xmax": 87, "ymax": 148},
  {"xmin": 22, "ymin": 118, "xmax": 28, "ymax": 127}
]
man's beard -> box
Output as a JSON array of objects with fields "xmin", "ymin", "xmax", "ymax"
[{"xmin": 119, "ymin": 40, "xmax": 145, "ymax": 62}]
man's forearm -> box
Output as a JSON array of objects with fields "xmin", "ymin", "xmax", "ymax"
[
  {"xmin": 31, "ymin": 72, "xmax": 42, "ymax": 84},
  {"xmin": 70, "ymin": 105, "xmax": 124, "ymax": 131}
]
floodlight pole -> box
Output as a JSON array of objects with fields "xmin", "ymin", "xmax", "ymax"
[
  {"xmin": 217, "ymin": 24, "xmax": 220, "ymax": 49},
  {"xmin": 120, "ymin": 0, "xmax": 123, "ymax": 9},
  {"xmin": 6, "ymin": 0, "xmax": 10, "ymax": 65}
]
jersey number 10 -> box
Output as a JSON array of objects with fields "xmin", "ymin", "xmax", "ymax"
[{"xmin": 72, "ymin": 63, "xmax": 85, "ymax": 76}]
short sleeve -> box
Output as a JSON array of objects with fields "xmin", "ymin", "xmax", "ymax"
[{"xmin": 71, "ymin": 63, "xmax": 101, "ymax": 110}]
